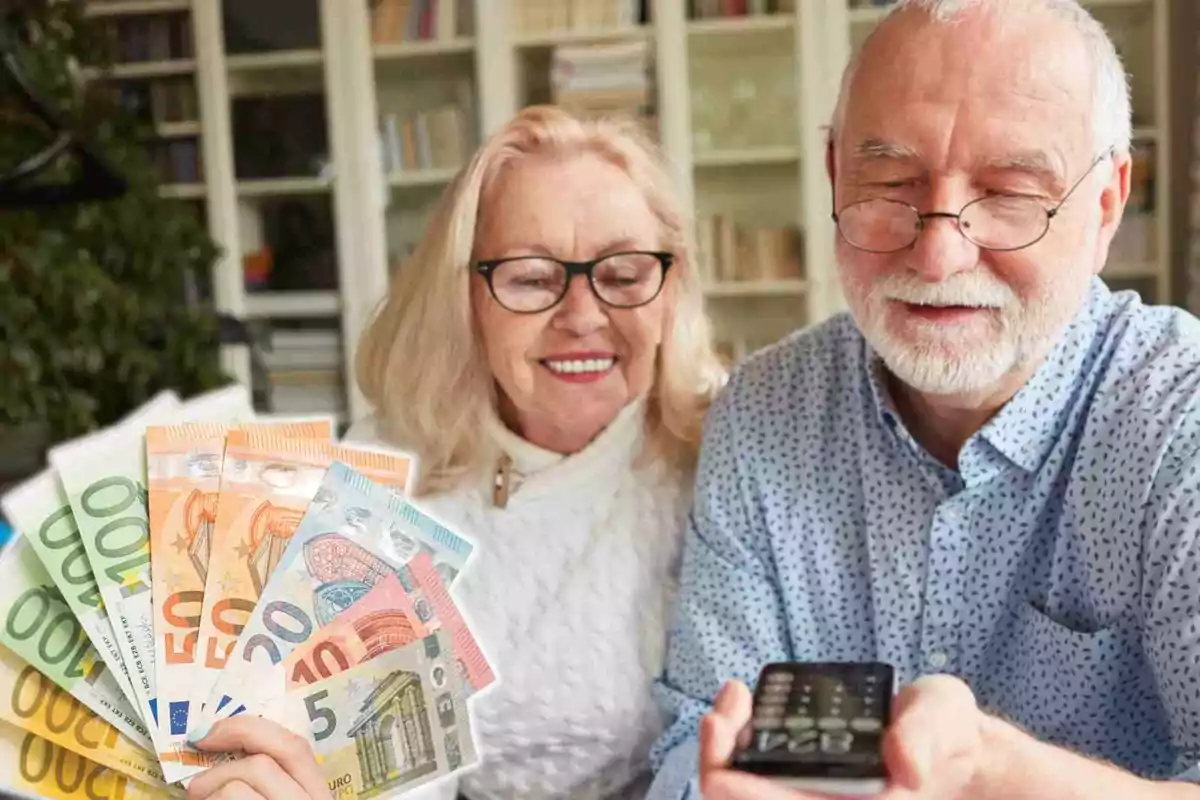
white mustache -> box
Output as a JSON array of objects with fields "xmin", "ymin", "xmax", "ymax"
[{"xmin": 871, "ymin": 273, "xmax": 1017, "ymax": 309}]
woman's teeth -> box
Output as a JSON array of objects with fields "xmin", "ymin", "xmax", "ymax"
[{"xmin": 544, "ymin": 358, "xmax": 615, "ymax": 374}]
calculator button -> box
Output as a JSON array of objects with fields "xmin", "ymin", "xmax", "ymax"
[
  {"xmin": 756, "ymin": 731, "xmax": 789, "ymax": 752},
  {"xmin": 817, "ymin": 716, "xmax": 848, "ymax": 731},
  {"xmin": 764, "ymin": 672, "xmax": 794, "ymax": 686},
  {"xmin": 784, "ymin": 715, "xmax": 816, "ymax": 731},
  {"xmin": 850, "ymin": 717, "xmax": 883, "ymax": 733},
  {"xmin": 821, "ymin": 731, "xmax": 855, "ymax": 755}
]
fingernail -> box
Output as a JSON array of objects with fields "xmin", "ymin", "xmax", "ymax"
[{"xmin": 186, "ymin": 721, "xmax": 212, "ymax": 745}]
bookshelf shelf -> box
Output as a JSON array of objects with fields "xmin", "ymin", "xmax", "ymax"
[
  {"xmin": 687, "ymin": 14, "xmax": 794, "ymax": 36},
  {"xmin": 694, "ymin": 146, "xmax": 800, "ymax": 168},
  {"xmin": 513, "ymin": 26, "xmax": 650, "ymax": 49},
  {"xmin": 149, "ymin": 0, "xmax": 1171, "ymax": 419},
  {"xmin": 236, "ymin": 177, "xmax": 334, "ymax": 197},
  {"xmin": 85, "ymin": 58, "xmax": 196, "ymax": 80},
  {"xmin": 225, "ymin": 49, "xmax": 324, "ymax": 72},
  {"xmin": 374, "ymin": 38, "xmax": 476, "ymax": 60},
  {"xmin": 156, "ymin": 120, "xmax": 202, "ymax": 137},
  {"xmin": 388, "ymin": 168, "xmax": 460, "ymax": 188},
  {"xmin": 705, "ymin": 280, "xmax": 808, "ymax": 298},
  {"xmin": 244, "ymin": 291, "xmax": 342, "ymax": 319},
  {"xmin": 158, "ymin": 182, "xmax": 205, "ymax": 199},
  {"xmin": 85, "ymin": 0, "xmax": 192, "ymax": 17}
]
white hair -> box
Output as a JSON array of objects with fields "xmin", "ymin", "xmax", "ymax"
[{"xmin": 829, "ymin": 0, "xmax": 1132, "ymax": 157}]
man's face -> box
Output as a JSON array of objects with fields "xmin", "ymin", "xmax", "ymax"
[{"xmin": 832, "ymin": 9, "xmax": 1129, "ymax": 398}]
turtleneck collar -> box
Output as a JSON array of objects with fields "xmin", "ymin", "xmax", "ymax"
[{"xmin": 483, "ymin": 396, "xmax": 649, "ymax": 504}]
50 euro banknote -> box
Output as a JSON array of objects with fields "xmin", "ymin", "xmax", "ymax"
[
  {"xmin": 0, "ymin": 718, "xmax": 177, "ymax": 800},
  {"xmin": 174, "ymin": 437, "xmax": 412, "ymax": 778},
  {"xmin": 0, "ymin": 539, "xmax": 150, "ymax": 752},
  {"xmin": 0, "ymin": 643, "xmax": 168, "ymax": 789},
  {"xmin": 146, "ymin": 420, "xmax": 332, "ymax": 781},
  {"xmin": 269, "ymin": 629, "xmax": 477, "ymax": 800},
  {"xmin": 196, "ymin": 460, "xmax": 481, "ymax": 734}
]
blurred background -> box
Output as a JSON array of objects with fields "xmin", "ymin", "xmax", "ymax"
[{"xmin": 0, "ymin": 0, "xmax": 1197, "ymax": 545}]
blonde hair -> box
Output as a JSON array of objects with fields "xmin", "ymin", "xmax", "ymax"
[{"xmin": 355, "ymin": 105, "xmax": 727, "ymax": 496}]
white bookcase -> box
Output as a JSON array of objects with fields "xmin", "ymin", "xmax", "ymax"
[{"xmin": 83, "ymin": 0, "xmax": 1172, "ymax": 425}]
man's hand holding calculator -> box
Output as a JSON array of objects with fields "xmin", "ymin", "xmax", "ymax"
[{"xmin": 698, "ymin": 664, "xmax": 1197, "ymax": 800}]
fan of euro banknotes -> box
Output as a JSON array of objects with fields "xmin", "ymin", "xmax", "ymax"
[{"xmin": 0, "ymin": 386, "xmax": 495, "ymax": 800}]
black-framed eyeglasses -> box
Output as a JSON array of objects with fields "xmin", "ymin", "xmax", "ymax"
[
  {"xmin": 472, "ymin": 251, "xmax": 674, "ymax": 314},
  {"xmin": 831, "ymin": 147, "xmax": 1115, "ymax": 254}
]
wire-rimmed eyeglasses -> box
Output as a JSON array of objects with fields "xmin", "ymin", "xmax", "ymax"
[
  {"xmin": 831, "ymin": 148, "xmax": 1115, "ymax": 254},
  {"xmin": 473, "ymin": 251, "xmax": 674, "ymax": 314}
]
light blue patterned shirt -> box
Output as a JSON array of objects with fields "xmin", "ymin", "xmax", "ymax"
[{"xmin": 648, "ymin": 279, "xmax": 1200, "ymax": 799}]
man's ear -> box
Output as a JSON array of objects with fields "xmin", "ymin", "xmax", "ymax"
[{"xmin": 1095, "ymin": 150, "xmax": 1132, "ymax": 276}]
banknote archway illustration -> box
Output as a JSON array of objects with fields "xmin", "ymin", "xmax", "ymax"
[
  {"xmin": 303, "ymin": 533, "xmax": 397, "ymax": 626},
  {"xmin": 347, "ymin": 670, "xmax": 437, "ymax": 797},
  {"xmin": 246, "ymin": 501, "xmax": 305, "ymax": 597},
  {"xmin": 183, "ymin": 490, "xmax": 218, "ymax": 585}
]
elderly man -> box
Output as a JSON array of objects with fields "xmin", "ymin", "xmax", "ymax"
[{"xmin": 647, "ymin": 1, "xmax": 1200, "ymax": 799}]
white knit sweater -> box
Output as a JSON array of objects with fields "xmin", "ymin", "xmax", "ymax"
[{"xmin": 344, "ymin": 400, "xmax": 690, "ymax": 800}]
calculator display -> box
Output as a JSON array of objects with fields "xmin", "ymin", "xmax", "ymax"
[{"xmin": 732, "ymin": 662, "xmax": 893, "ymax": 780}]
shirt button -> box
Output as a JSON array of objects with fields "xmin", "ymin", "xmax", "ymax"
[{"xmin": 927, "ymin": 651, "xmax": 948, "ymax": 669}]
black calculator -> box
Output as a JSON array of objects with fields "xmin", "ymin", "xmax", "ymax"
[{"xmin": 730, "ymin": 661, "xmax": 895, "ymax": 796}]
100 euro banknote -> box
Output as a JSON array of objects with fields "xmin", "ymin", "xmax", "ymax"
[
  {"xmin": 0, "ymin": 539, "xmax": 150, "ymax": 751},
  {"xmin": 47, "ymin": 385, "xmax": 256, "ymax": 760},
  {"xmin": 197, "ymin": 459, "xmax": 473, "ymax": 732},
  {"xmin": 276, "ymin": 629, "xmax": 476, "ymax": 800},
  {"xmin": 0, "ymin": 718, "xmax": 175, "ymax": 800},
  {"xmin": 146, "ymin": 420, "xmax": 331, "ymax": 779},
  {"xmin": 0, "ymin": 472, "xmax": 138, "ymax": 721},
  {"xmin": 0, "ymin": 643, "xmax": 167, "ymax": 789}
]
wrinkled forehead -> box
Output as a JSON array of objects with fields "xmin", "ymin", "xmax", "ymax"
[{"xmin": 840, "ymin": 10, "xmax": 1096, "ymax": 172}]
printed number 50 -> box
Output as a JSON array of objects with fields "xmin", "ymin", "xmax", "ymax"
[{"xmin": 304, "ymin": 689, "xmax": 337, "ymax": 743}]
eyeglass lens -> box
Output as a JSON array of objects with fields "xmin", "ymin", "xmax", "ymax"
[
  {"xmin": 490, "ymin": 253, "xmax": 665, "ymax": 312},
  {"xmin": 838, "ymin": 196, "xmax": 1052, "ymax": 252}
]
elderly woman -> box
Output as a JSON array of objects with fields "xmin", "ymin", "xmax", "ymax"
[{"xmin": 185, "ymin": 105, "xmax": 725, "ymax": 800}]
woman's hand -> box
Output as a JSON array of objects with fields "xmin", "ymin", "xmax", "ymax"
[{"xmin": 186, "ymin": 717, "xmax": 331, "ymax": 800}]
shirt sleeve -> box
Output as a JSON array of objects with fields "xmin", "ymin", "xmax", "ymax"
[
  {"xmin": 645, "ymin": 368, "xmax": 794, "ymax": 800},
  {"xmin": 1140, "ymin": 386, "xmax": 1200, "ymax": 781}
]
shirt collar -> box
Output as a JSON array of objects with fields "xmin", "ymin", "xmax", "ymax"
[
  {"xmin": 979, "ymin": 278, "xmax": 1113, "ymax": 473},
  {"xmin": 863, "ymin": 277, "xmax": 1116, "ymax": 474}
]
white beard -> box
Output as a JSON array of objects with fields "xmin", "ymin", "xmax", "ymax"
[{"xmin": 844, "ymin": 269, "xmax": 1065, "ymax": 396}]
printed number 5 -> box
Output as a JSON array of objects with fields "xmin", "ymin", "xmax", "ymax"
[{"xmin": 305, "ymin": 689, "xmax": 337, "ymax": 743}]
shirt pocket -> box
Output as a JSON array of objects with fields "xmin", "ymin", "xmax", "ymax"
[{"xmin": 982, "ymin": 601, "xmax": 1129, "ymax": 747}]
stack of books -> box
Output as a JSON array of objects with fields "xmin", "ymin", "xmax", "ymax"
[
  {"xmin": 262, "ymin": 328, "xmax": 346, "ymax": 420},
  {"xmin": 551, "ymin": 40, "xmax": 655, "ymax": 128}
]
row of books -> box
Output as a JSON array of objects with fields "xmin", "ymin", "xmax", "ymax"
[
  {"xmin": 550, "ymin": 40, "xmax": 654, "ymax": 124},
  {"xmin": 380, "ymin": 106, "xmax": 471, "ymax": 174},
  {"xmin": 696, "ymin": 214, "xmax": 804, "ymax": 284},
  {"xmin": 155, "ymin": 138, "xmax": 203, "ymax": 185},
  {"xmin": 99, "ymin": 11, "xmax": 193, "ymax": 63},
  {"xmin": 370, "ymin": 0, "xmax": 473, "ymax": 43},
  {"xmin": 513, "ymin": 0, "xmax": 645, "ymax": 33},
  {"xmin": 690, "ymin": 0, "xmax": 796, "ymax": 17}
]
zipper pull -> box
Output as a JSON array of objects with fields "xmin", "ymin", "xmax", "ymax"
[{"xmin": 492, "ymin": 453, "xmax": 513, "ymax": 509}]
